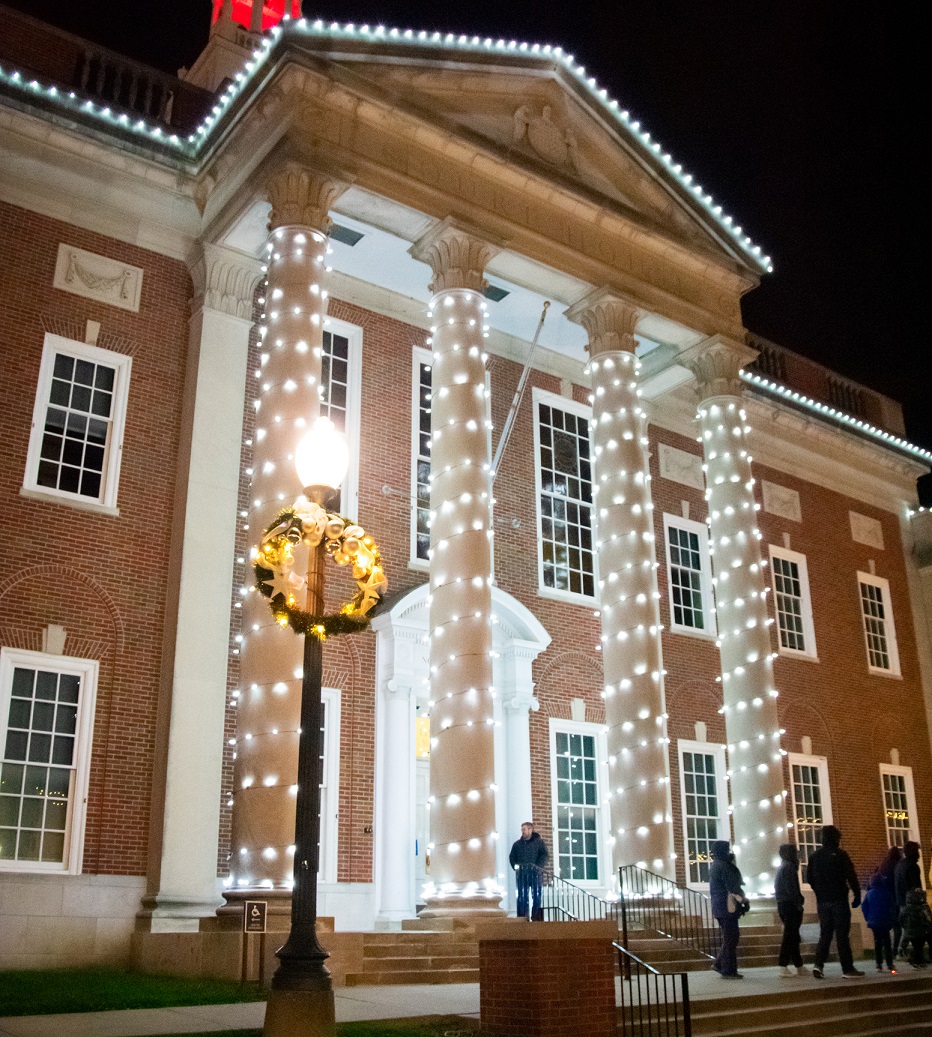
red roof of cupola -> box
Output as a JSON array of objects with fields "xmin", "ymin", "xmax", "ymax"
[{"xmin": 211, "ymin": 0, "xmax": 301, "ymax": 32}]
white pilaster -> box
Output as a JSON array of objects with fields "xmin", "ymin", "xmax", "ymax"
[
  {"xmin": 150, "ymin": 242, "xmax": 261, "ymax": 926},
  {"xmin": 681, "ymin": 335, "xmax": 787, "ymax": 893}
]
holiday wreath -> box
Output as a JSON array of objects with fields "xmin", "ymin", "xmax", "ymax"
[{"xmin": 253, "ymin": 499, "xmax": 386, "ymax": 639}]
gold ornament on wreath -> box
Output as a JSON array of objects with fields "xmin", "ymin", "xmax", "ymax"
[{"xmin": 253, "ymin": 500, "xmax": 387, "ymax": 639}]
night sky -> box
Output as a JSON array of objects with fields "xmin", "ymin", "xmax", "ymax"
[{"xmin": 7, "ymin": 1, "xmax": 929, "ymax": 467}]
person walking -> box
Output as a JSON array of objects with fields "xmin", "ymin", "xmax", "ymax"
[
  {"xmin": 509, "ymin": 821, "xmax": 548, "ymax": 920},
  {"xmin": 775, "ymin": 843, "xmax": 807, "ymax": 976},
  {"xmin": 895, "ymin": 841, "xmax": 922, "ymax": 961},
  {"xmin": 900, "ymin": 887, "xmax": 932, "ymax": 968},
  {"xmin": 862, "ymin": 871, "xmax": 898, "ymax": 973},
  {"xmin": 709, "ymin": 840, "xmax": 748, "ymax": 979},
  {"xmin": 877, "ymin": 845, "xmax": 903, "ymax": 957},
  {"xmin": 807, "ymin": 825, "xmax": 864, "ymax": 978}
]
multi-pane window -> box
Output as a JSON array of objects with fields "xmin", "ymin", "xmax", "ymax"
[
  {"xmin": 880, "ymin": 766, "xmax": 919, "ymax": 848},
  {"xmin": 316, "ymin": 322, "xmax": 361, "ymax": 516},
  {"xmin": 0, "ymin": 649, "xmax": 97, "ymax": 872},
  {"xmin": 535, "ymin": 395, "xmax": 595, "ymax": 599},
  {"xmin": 24, "ymin": 335, "xmax": 131, "ymax": 510},
  {"xmin": 553, "ymin": 730, "xmax": 600, "ymax": 881},
  {"xmin": 858, "ymin": 574, "xmax": 900, "ymax": 675},
  {"xmin": 414, "ymin": 359, "xmax": 432, "ymax": 562},
  {"xmin": 789, "ymin": 755, "xmax": 832, "ymax": 881},
  {"xmin": 770, "ymin": 547, "xmax": 817, "ymax": 658},
  {"xmin": 664, "ymin": 516, "xmax": 714, "ymax": 634},
  {"xmin": 678, "ymin": 742, "xmax": 727, "ymax": 885}
]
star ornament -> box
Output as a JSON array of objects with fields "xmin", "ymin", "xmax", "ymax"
[{"xmin": 263, "ymin": 565, "xmax": 303, "ymax": 601}]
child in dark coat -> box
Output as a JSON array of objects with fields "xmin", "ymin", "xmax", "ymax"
[
  {"xmin": 774, "ymin": 843, "xmax": 807, "ymax": 976},
  {"xmin": 861, "ymin": 872, "xmax": 898, "ymax": 972},
  {"xmin": 900, "ymin": 887, "xmax": 932, "ymax": 968}
]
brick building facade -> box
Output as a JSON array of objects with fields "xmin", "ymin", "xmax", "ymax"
[{"xmin": 1, "ymin": 2, "xmax": 931, "ymax": 968}]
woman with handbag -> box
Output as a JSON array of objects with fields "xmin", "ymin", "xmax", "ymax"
[{"xmin": 709, "ymin": 839, "xmax": 748, "ymax": 979}]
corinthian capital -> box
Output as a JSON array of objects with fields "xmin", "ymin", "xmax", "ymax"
[
  {"xmin": 409, "ymin": 218, "xmax": 502, "ymax": 294},
  {"xmin": 188, "ymin": 242, "xmax": 264, "ymax": 321},
  {"xmin": 565, "ymin": 287, "xmax": 641, "ymax": 356},
  {"xmin": 679, "ymin": 334, "xmax": 758, "ymax": 401},
  {"xmin": 266, "ymin": 162, "xmax": 349, "ymax": 233}
]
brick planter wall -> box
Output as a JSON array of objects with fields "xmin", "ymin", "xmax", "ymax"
[{"xmin": 479, "ymin": 920, "xmax": 618, "ymax": 1037}]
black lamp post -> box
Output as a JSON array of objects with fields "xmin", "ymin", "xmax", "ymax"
[{"xmin": 263, "ymin": 420, "xmax": 349, "ymax": 1037}]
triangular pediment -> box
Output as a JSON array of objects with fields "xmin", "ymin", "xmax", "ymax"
[{"xmin": 300, "ymin": 46, "xmax": 765, "ymax": 273}]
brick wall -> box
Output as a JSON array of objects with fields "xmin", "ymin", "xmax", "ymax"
[{"xmin": 0, "ymin": 199, "xmax": 191, "ymax": 876}]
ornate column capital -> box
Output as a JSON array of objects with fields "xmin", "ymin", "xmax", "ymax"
[
  {"xmin": 409, "ymin": 217, "xmax": 503, "ymax": 294},
  {"xmin": 565, "ymin": 286, "xmax": 641, "ymax": 356},
  {"xmin": 679, "ymin": 334, "xmax": 758, "ymax": 401},
  {"xmin": 265, "ymin": 161, "xmax": 349, "ymax": 233},
  {"xmin": 188, "ymin": 242, "xmax": 264, "ymax": 321}
]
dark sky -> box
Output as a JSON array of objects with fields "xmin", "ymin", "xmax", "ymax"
[{"xmin": 8, "ymin": 1, "xmax": 929, "ymax": 461}]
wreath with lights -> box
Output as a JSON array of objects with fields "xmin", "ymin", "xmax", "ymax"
[{"xmin": 253, "ymin": 500, "xmax": 386, "ymax": 639}]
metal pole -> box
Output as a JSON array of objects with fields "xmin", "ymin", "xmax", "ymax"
[{"xmin": 264, "ymin": 485, "xmax": 337, "ymax": 1037}]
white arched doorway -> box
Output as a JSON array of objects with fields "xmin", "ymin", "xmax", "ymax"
[{"xmin": 371, "ymin": 584, "xmax": 550, "ymax": 921}]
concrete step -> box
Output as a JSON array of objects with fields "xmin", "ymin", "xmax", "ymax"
[
  {"xmin": 685, "ymin": 976, "xmax": 932, "ymax": 1037},
  {"xmin": 344, "ymin": 966, "xmax": 479, "ymax": 987}
]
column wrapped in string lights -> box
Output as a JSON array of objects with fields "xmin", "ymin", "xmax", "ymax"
[
  {"xmin": 230, "ymin": 164, "xmax": 347, "ymax": 896},
  {"xmin": 680, "ymin": 335, "xmax": 786, "ymax": 893},
  {"xmin": 566, "ymin": 289, "xmax": 674, "ymax": 881},
  {"xmin": 410, "ymin": 219, "xmax": 503, "ymax": 917}
]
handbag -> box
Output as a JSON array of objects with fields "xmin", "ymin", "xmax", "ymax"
[{"xmin": 727, "ymin": 893, "xmax": 746, "ymax": 914}]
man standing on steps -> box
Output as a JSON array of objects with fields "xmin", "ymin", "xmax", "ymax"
[
  {"xmin": 807, "ymin": 825, "xmax": 864, "ymax": 979},
  {"xmin": 510, "ymin": 822, "xmax": 548, "ymax": 920}
]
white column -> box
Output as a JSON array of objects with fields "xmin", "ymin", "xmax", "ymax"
[
  {"xmin": 231, "ymin": 164, "xmax": 347, "ymax": 893},
  {"xmin": 410, "ymin": 219, "xmax": 504, "ymax": 917},
  {"xmin": 566, "ymin": 289, "xmax": 675, "ymax": 880},
  {"xmin": 372, "ymin": 614, "xmax": 419, "ymax": 921},
  {"xmin": 148, "ymin": 243, "xmax": 262, "ymax": 928},
  {"xmin": 681, "ymin": 336, "xmax": 787, "ymax": 893}
]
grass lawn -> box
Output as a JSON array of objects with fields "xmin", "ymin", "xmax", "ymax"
[
  {"xmin": 0, "ymin": 967, "xmax": 264, "ymax": 1017},
  {"xmin": 166, "ymin": 1023, "xmax": 479, "ymax": 1037}
]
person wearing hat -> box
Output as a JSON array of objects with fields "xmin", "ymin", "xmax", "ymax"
[
  {"xmin": 774, "ymin": 843, "xmax": 808, "ymax": 976},
  {"xmin": 708, "ymin": 839, "xmax": 748, "ymax": 979},
  {"xmin": 806, "ymin": 825, "xmax": 863, "ymax": 978}
]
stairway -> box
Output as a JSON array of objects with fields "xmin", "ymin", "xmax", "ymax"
[
  {"xmin": 341, "ymin": 928, "xmax": 479, "ymax": 987},
  {"xmin": 685, "ymin": 973, "xmax": 932, "ymax": 1037},
  {"xmin": 627, "ymin": 923, "xmax": 819, "ymax": 973}
]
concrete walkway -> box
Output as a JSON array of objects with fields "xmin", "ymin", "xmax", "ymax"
[
  {"xmin": 0, "ymin": 964, "xmax": 916, "ymax": 1036},
  {"xmin": 0, "ymin": 983, "xmax": 481, "ymax": 1037}
]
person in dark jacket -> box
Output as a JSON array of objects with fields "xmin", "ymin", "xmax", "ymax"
[
  {"xmin": 708, "ymin": 840, "xmax": 747, "ymax": 979},
  {"xmin": 862, "ymin": 871, "xmax": 898, "ymax": 972},
  {"xmin": 877, "ymin": 845, "xmax": 903, "ymax": 957},
  {"xmin": 900, "ymin": 887, "xmax": 932, "ymax": 968},
  {"xmin": 894, "ymin": 842, "xmax": 922, "ymax": 960},
  {"xmin": 806, "ymin": 825, "xmax": 863, "ymax": 978},
  {"xmin": 774, "ymin": 843, "xmax": 806, "ymax": 976},
  {"xmin": 509, "ymin": 822, "xmax": 548, "ymax": 919}
]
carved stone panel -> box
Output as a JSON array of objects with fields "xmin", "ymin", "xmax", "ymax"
[
  {"xmin": 762, "ymin": 480, "xmax": 802, "ymax": 523},
  {"xmin": 54, "ymin": 244, "xmax": 143, "ymax": 312},
  {"xmin": 658, "ymin": 443, "xmax": 704, "ymax": 491},
  {"xmin": 850, "ymin": 511, "xmax": 884, "ymax": 550}
]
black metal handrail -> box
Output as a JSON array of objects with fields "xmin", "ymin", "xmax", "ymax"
[
  {"xmin": 618, "ymin": 865, "xmax": 717, "ymax": 959},
  {"xmin": 615, "ymin": 942, "xmax": 692, "ymax": 1037},
  {"xmin": 540, "ymin": 872, "xmax": 623, "ymax": 924}
]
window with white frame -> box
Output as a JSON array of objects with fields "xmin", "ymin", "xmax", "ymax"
[
  {"xmin": 319, "ymin": 321, "xmax": 362, "ymax": 517},
  {"xmin": 769, "ymin": 546, "xmax": 817, "ymax": 658},
  {"xmin": 0, "ymin": 648, "xmax": 98, "ymax": 872},
  {"xmin": 534, "ymin": 392, "xmax": 595, "ymax": 600},
  {"xmin": 789, "ymin": 753, "xmax": 833, "ymax": 882},
  {"xmin": 678, "ymin": 740, "xmax": 729, "ymax": 885},
  {"xmin": 550, "ymin": 721, "xmax": 606, "ymax": 883},
  {"xmin": 664, "ymin": 515, "xmax": 715, "ymax": 635},
  {"xmin": 857, "ymin": 573, "xmax": 900, "ymax": 676},
  {"xmin": 411, "ymin": 348, "xmax": 432, "ymax": 564},
  {"xmin": 24, "ymin": 335, "xmax": 131, "ymax": 511},
  {"xmin": 879, "ymin": 764, "xmax": 920, "ymax": 849}
]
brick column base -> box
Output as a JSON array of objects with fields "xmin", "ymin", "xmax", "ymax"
[{"xmin": 479, "ymin": 921, "xmax": 618, "ymax": 1037}]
